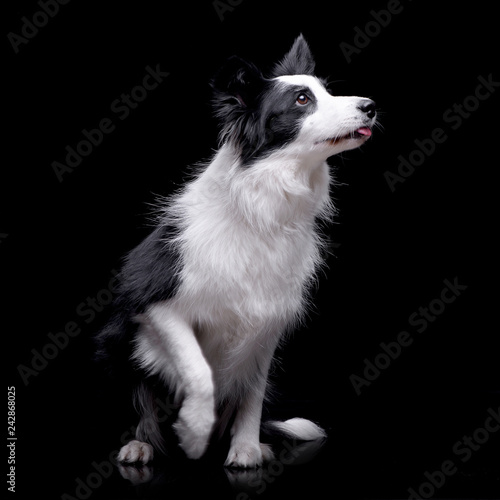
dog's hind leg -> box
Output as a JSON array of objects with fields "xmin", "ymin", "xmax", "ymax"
[
  {"xmin": 118, "ymin": 382, "xmax": 164, "ymax": 464},
  {"xmin": 118, "ymin": 439, "xmax": 154, "ymax": 464},
  {"xmin": 132, "ymin": 303, "xmax": 216, "ymax": 460}
]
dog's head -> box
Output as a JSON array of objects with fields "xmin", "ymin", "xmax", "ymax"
[{"xmin": 211, "ymin": 34, "xmax": 377, "ymax": 166}]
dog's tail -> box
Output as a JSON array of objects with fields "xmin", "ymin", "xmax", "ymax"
[{"xmin": 264, "ymin": 418, "xmax": 327, "ymax": 441}]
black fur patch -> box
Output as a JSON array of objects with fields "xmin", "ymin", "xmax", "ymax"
[
  {"xmin": 94, "ymin": 224, "xmax": 181, "ymax": 374},
  {"xmin": 245, "ymin": 80, "xmax": 318, "ymax": 165},
  {"xmin": 117, "ymin": 224, "xmax": 181, "ymax": 314},
  {"xmin": 211, "ymin": 34, "xmax": 319, "ymax": 166}
]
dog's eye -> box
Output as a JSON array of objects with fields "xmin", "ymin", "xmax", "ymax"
[{"xmin": 296, "ymin": 94, "xmax": 309, "ymax": 105}]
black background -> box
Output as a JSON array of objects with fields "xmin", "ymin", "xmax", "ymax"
[{"xmin": 3, "ymin": 0, "xmax": 499, "ymax": 498}]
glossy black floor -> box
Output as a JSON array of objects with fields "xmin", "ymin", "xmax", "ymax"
[
  {"xmin": 5, "ymin": 0, "xmax": 499, "ymax": 498},
  {"xmin": 11, "ymin": 372, "xmax": 500, "ymax": 499}
]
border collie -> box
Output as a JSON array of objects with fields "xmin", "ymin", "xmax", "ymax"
[{"xmin": 96, "ymin": 34, "xmax": 376, "ymax": 468}]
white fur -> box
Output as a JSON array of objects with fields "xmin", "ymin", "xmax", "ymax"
[
  {"xmin": 151, "ymin": 137, "xmax": 334, "ymax": 404},
  {"xmin": 266, "ymin": 418, "xmax": 327, "ymax": 440},
  {"xmin": 276, "ymin": 75, "xmax": 374, "ymax": 155}
]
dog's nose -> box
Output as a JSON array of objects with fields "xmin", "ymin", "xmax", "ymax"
[{"xmin": 358, "ymin": 99, "xmax": 376, "ymax": 119}]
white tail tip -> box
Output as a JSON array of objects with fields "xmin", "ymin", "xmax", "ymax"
[{"xmin": 266, "ymin": 417, "xmax": 327, "ymax": 441}]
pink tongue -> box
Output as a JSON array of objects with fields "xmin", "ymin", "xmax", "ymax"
[{"xmin": 357, "ymin": 127, "xmax": 372, "ymax": 137}]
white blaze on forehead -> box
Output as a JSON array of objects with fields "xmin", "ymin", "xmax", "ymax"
[{"xmin": 274, "ymin": 74, "xmax": 330, "ymax": 100}]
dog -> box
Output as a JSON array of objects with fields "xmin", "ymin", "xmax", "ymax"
[{"xmin": 96, "ymin": 34, "xmax": 376, "ymax": 469}]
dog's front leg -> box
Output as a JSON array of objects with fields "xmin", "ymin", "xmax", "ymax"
[
  {"xmin": 224, "ymin": 349, "xmax": 276, "ymax": 468},
  {"xmin": 134, "ymin": 303, "xmax": 216, "ymax": 460}
]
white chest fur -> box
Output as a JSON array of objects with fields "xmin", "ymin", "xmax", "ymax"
[
  {"xmin": 165, "ymin": 146, "xmax": 330, "ymax": 375},
  {"xmin": 171, "ymin": 145, "xmax": 331, "ymax": 329}
]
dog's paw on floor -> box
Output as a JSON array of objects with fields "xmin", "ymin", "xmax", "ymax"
[{"xmin": 118, "ymin": 440, "xmax": 154, "ymax": 464}]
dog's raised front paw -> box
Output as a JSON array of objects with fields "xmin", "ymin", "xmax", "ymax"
[{"xmin": 173, "ymin": 396, "xmax": 215, "ymax": 459}]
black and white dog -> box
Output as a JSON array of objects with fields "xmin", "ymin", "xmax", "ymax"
[{"xmin": 96, "ymin": 35, "xmax": 376, "ymax": 468}]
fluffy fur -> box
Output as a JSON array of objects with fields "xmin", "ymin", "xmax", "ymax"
[{"xmin": 96, "ymin": 34, "xmax": 376, "ymax": 468}]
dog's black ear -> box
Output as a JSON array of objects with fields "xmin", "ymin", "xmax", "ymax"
[
  {"xmin": 210, "ymin": 56, "xmax": 265, "ymax": 110},
  {"xmin": 271, "ymin": 34, "xmax": 315, "ymax": 77},
  {"xmin": 210, "ymin": 56, "xmax": 267, "ymax": 152}
]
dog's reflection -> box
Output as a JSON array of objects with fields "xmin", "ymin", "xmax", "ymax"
[
  {"xmin": 117, "ymin": 437, "xmax": 326, "ymax": 495},
  {"xmin": 225, "ymin": 438, "xmax": 326, "ymax": 495},
  {"xmin": 117, "ymin": 463, "xmax": 154, "ymax": 486}
]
